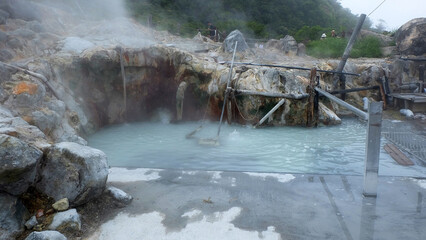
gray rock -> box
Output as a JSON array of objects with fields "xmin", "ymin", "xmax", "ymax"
[
  {"xmin": 11, "ymin": 28, "xmax": 36, "ymax": 40},
  {"xmin": 0, "ymin": 62, "xmax": 15, "ymax": 83},
  {"xmin": 45, "ymin": 100, "xmax": 66, "ymax": 117},
  {"xmin": 223, "ymin": 30, "xmax": 249, "ymax": 52},
  {"xmin": 0, "ymin": 48, "xmax": 14, "ymax": 62},
  {"xmin": 0, "ymin": 0, "xmax": 41, "ymax": 21},
  {"xmin": 36, "ymin": 142, "xmax": 108, "ymax": 206},
  {"xmin": 6, "ymin": 37, "xmax": 24, "ymax": 50},
  {"xmin": 395, "ymin": 18, "xmax": 426, "ymax": 56},
  {"xmin": 265, "ymin": 39, "xmax": 281, "ymax": 50},
  {"xmin": 297, "ymin": 43, "xmax": 306, "ymax": 56},
  {"xmin": 30, "ymin": 109, "xmax": 61, "ymax": 135},
  {"xmin": 0, "ymin": 193, "xmax": 28, "ymax": 239},
  {"xmin": 105, "ymin": 186, "xmax": 133, "ymax": 207},
  {"xmin": 25, "ymin": 230, "xmax": 67, "ymax": 240},
  {"xmin": 51, "ymin": 117, "xmax": 88, "ymax": 145},
  {"xmin": 4, "ymin": 79, "xmax": 46, "ymax": 108},
  {"xmin": 48, "ymin": 209, "xmax": 81, "ymax": 232},
  {"xmin": 400, "ymin": 109, "xmax": 414, "ymax": 119},
  {"xmin": 27, "ymin": 21, "xmax": 46, "ymax": 33},
  {"xmin": 24, "ymin": 215, "xmax": 37, "ymax": 230},
  {"xmin": 0, "ymin": 30, "xmax": 7, "ymax": 42},
  {"xmin": 0, "ymin": 134, "xmax": 42, "ymax": 195},
  {"xmin": 280, "ymin": 35, "xmax": 298, "ymax": 56},
  {"xmin": 52, "ymin": 198, "xmax": 69, "ymax": 212},
  {"xmin": 0, "ymin": 106, "xmax": 13, "ymax": 118},
  {"xmin": 0, "ymin": 117, "xmax": 50, "ymax": 149},
  {"xmin": 0, "ymin": 9, "xmax": 9, "ymax": 24}
]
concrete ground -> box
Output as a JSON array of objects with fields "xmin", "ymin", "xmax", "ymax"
[{"xmin": 87, "ymin": 167, "xmax": 426, "ymax": 240}]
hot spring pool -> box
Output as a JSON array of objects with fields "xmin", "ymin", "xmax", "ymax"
[{"xmin": 88, "ymin": 118, "xmax": 426, "ymax": 177}]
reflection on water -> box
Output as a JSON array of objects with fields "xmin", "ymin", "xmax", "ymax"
[{"xmin": 87, "ymin": 118, "xmax": 426, "ymax": 176}]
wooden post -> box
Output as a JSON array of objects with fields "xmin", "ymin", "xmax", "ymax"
[
  {"xmin": 119, "ymin": 47, "xmax": 127, "ymax": 119},
  {"xmin": 333, "ymin": 14, "xmax": 366, "ymax": 91},
  {"xmin": 363, "ymin": 101, "xmax": 383, "ymax": 197},
  {"xmin": 314, "ymin": 76, "xmax": 320, "ymax": 126},
  {"xmin": 307, "ymin": 68, "xmax": 317, "ymax": 127},
  {"xmin": 217, "ymin": 42, "xmax": 238, "ymax": 138},
  {"xmin": 419, "ymin": 65, "xmax": 424, "ymax": 93}
]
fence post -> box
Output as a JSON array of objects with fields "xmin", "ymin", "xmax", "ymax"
[{"xmin": 363, "ymin": 101, "xmax": 383, "ymax": 197}]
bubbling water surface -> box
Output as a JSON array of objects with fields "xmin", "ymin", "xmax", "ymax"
[{"xmin": 88, "ymin": 118, "xmax": 426, "ymax": 177}]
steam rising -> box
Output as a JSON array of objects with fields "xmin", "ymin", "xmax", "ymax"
[{"xmin": 34, "ymin": 0, "xmax": 155, "ymax": 51}]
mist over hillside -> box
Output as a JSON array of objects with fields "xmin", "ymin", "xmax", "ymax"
[{"xmin": 125, "ymin": 0, "xmax": 371, "ymax": 38}]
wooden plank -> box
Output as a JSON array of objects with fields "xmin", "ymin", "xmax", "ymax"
[
  {"xmin": 384, "ymin": 143, "xmax": 414, "ymax": 166},
  {"xmin": 256, "ymin": 99, "xmax": 285, "ymax": 127}
]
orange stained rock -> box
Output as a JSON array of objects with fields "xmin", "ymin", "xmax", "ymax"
[{"xmin": 13, "ymin": 82, "xmax": 38, "ymax": 95}]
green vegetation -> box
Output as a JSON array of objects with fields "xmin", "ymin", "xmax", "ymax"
[
  {"xmin": 306, "ymin": 38, "xmax": 347, "ymax": 58},
  {"xmin": 351, "ymin": 36, "xmax": 383, "ymax": 58},
  {"xmin": 306, "ymin": 36, "xmax": 383, "ymax": 58},
  {"xmin": 125, "ymin": 0, "xmax": 383, "ymax": 58},
  {"xmin": 125, "ymin": 0, "xmax": 370, "ymax": 39}
]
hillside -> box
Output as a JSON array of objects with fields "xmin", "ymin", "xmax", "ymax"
[{"xmin": 125, "ymin": 0, "xmax": 372, "ymax": 39}]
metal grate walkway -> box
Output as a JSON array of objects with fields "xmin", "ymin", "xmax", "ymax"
[{"xmin": 382, "ymin": 120, "xmax": 426, "ymax": 163}]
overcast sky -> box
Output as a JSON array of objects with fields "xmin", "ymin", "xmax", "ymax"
[{"xmin": 339, "ymin": 0, "xmax": 426, "ymax": 30}]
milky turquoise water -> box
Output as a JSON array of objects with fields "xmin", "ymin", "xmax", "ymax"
[{"xmin": 88, "ymin": 118, "xmax": 426, "ymax": 177}]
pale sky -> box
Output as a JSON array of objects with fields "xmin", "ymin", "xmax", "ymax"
[{"xmin": 339, "ymin": 0, "xmax": 426, "ymax": 30}]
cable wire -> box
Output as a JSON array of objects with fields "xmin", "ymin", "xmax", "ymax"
[{"xmin": 368, "ymin": 0, "xmax": 386, "ymax": 16}]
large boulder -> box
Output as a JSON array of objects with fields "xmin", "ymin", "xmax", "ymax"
[
  {"xmin": 4, "ymin": 76, "xmax": 46, "ymax": 109},
  {"xmin": 0, "ymin": 0, "xmax": 41, "ymax": 21},
  {"xmin": 0, "ymin": 134, "xmax": 42, "ymax": 195},
  {"xmin": 36, "ymin": 142, "xmax": 108, "ymax": 206},
  {"xmin": 25, "ymin": 231, "xmax": 67, "ymax": 240},
  {"xmin": 0, "ymin": 9, "xmax": 9, "ymax": 24},
  {"xmin": 280, "ymin": 35, "xmax": 298, "ymax": 56},
  {"xmin": 395, "ymin": 18, "xmax": 426, "ymax": 56},
  {"xmin": 223, "ymin": 30, "xmax": 249, "ymax": 52},
  {"xmin": 48, "ymin": 209, "xmax": 81, "ymax": 232},
  {"xmin": 0, "ymin": 116, "xmax": 50, "ymax": 149},
  {"xmin": 0, "ymin": 193, "xmax": 28, "ymax": 239}
]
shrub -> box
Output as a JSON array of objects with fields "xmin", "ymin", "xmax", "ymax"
[
  {"xmin": 306, "ymin": 36, "xmax": 383, "ymax": 58},
  {"xmin": 306, "ymin": 38, "xmax": 347, "ymax": 58},
  {"xmin": 351, "ymin": 36, "xmax": 383, "ymax": 58}
]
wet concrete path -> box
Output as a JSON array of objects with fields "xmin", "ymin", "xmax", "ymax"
[{"xmin": 88, "ymin": 168, "xmax": 426, "ymax": 240}]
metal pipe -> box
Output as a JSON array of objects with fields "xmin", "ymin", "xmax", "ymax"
[
  {"xmin": 234, "ymin": 89, "xmax": 309, "ymax": 99},
  {"xmin": 329, "ymin": 86, "xmax": 380, "ymax": 94},
  {"xmin": 219, "ymin": 62, "xmax": 360, "ymax": 76},
  {"xmin": 315, "ymin": 87, "xmax": 368, "ymax": 120},
  {"xmin": 217, "ymin": 42, "xmax": 238, "ymax": 138},
  {"xmin": 256, "ymin": 99, "xmax": 285, "ymax": 127}
]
